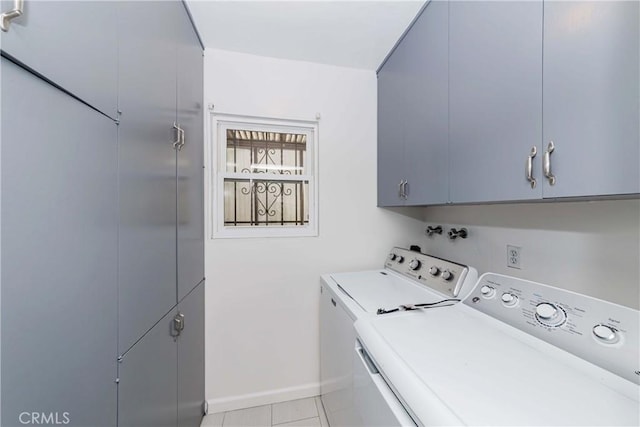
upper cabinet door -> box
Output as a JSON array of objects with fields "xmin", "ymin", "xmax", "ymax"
[
  {"xmin": 0, "ymin": 0, "xmax": 118, "ymax": 118},
  {"xmin": 117, "ymin": 0, "xmax": 180, "ymax": 353},
  {"xmin": 402, "ymin": 0, "xmax": 449, "ymax": 206},
  {"xmin": 542, "ymin": 1, "xmax": 639, "ymax": 198},
  {"xmin": 448, "ymin": 0, "xmax": 543, "ymax": 203},
  {"xmin": 377, "ymin": 49, "xmax": 406, "ymax": 207},
  {"xmin": 176, "ymin": 4, "xmax": 204, "ymax": 301}
]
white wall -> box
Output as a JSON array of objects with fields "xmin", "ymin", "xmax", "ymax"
[
  {"xmin": 203, "ymin": 48, "xmax": 426, "ymax": 413},
  {"xmin": 420, "ymin": 200, "xmax": 640, "ymax": 309}
]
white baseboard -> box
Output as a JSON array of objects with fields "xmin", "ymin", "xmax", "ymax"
[{"xmin": 206, "ymin": 382, "xmax": 320, "ymax": 414}]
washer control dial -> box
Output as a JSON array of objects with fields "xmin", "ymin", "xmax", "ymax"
[
  {"xmin": 535, "ymin": 302, "xmax": 566, "ymax": 327},
  {"xmin": 408, "ymin": 259, "xmax": 421, "ymax": 271},
  {"xmin": 441, "ymin": 270, "xmax": 454, "ymax": 281},
  {"xmin": 388, "ymin": 253, "xmax": 397, "ymax": 261},
  {"xmin": 501, "ymin": 293, "xmax": 518, "ymax": 307},
  {"xmin": 429, "ymin": 266, "xmax": 440, "ymax": 276},
  {"xmin": 396, "ymin": 256, "xmax": 404, "ymax": 263},
  {"xmin": 592, "ymin": 324, "xmax": 619, "ymax": 344},
  {"xmin": 480, "ymin": 285, "xmax": 496, "ymax": 298}
]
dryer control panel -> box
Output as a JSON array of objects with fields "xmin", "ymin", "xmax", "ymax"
[
  {"xmin": 464, "ymin": 273, "xmax": 640, "ymax": 385},
  {"xmin": 385, "ymin": 247, "xmax": 477, "ymax": 300}
]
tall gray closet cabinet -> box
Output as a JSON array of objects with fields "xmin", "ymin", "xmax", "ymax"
[{"xmin": 0, "ymin": 1, "xmax": 205, "ymax": 427}]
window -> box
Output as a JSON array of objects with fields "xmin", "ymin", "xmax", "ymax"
[{"xmin": 209, "ymin": 114, "xmax": 318, "ymax": 238}]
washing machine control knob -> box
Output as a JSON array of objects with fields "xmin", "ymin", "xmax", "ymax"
[
  {"xmin": 441, "ymin": 270, "xmax": 454, "ymax": 281},
  {"xmin": 592, "ymin": 325, "xmax": 619, "ymax": 344},
  {"xmin": 429, "ymin": 266, "xmax": 440, "ymax": 276},
  {"xmin": 480, "ymin": 285, "xmax": 496, "ymax": 298},
  {"xmin": 501, "ymin": 293, "xmax": 518, "ymax": 307},
  {"xmin": 388, "ymin": 253, "xmax": 397, "ymax": 261},
  {"xmin": 408, "ymin": 259, "xmax": 421, "ymax": 271},
  {"xmin": 396, "ymin": 256, "xmax": 404, "ymax": 263},
  {"xmin": 535, "ymin": 302, "xmax": 566, "ymax": 327}
]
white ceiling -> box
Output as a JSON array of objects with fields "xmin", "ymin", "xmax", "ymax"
[{"xmin": 185, "ymin": 1, "xmax": 426, "ymax": 70}]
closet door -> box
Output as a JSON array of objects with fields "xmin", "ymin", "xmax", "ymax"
[
  {"xmin": 1, "ymin": 58, "xmax": 117, "ymax": 427},
  {"xmin": 176, "ymin": 4, "xmax": 205, "ymax": 301},
  {"xmin": 118, "ymin": 308, "xmax": 178, "ymax": 427},
  {"xmin": 0, "ymin": 0, "xmax": 118, "ymax": 118},
  {"xmin": 117, "ymin": 0, "xmax": 179, "ymax": 353},
  {"xmin": 177, "ymin": 281, "xmax": 206, "ymax": 427}
]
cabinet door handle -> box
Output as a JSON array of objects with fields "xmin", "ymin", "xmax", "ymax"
[
  {"xmin": 171, "ymin": 312, "xmax": 185, "ymax": 337},
  {"xmin": 178, "ymin": 127, "xmax": 185, "ymax": 151},
  {"xmin": 402, "ymin": 180, "xmax": 408, "ymax": 200},
  {"xmin": 398, "ymin": 180, "xmax": 404, "ymax": 199},
  {"xmin": 526, "ymin": 146, "xmax": 537, "ymax": 189},
  {"xmin": 1, "ymin": 0, "xmax": 24, "ymax": 32},
  {"xmin": 543, "ymin": 141, "xmax": 556, "ymax": 185}
]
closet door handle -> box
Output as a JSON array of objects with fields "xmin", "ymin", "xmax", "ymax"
[
  {"xmin": 397, "ymin": 180, "xmax": 404, "ymax": 199},
  {"xmin": 526, "ymin": 146, "xmax": 537, "ymax": 189},
  {"xmin": 177, "ymin": 127, "xmax": 185, "ymax": 151},
  {"xmin": 543, "ymin": 141, "xmax": 556, "ymax": 185},
  {"xmin": 402, "ymin": 180, "xmax": 408, "ymax": 200},
  {"xmin": 1, "ymin": 0, "xmax": 23, "ymax": 32}
]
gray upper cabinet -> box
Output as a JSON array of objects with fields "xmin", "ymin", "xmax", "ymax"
[
  {"xmin": 448, "ymin": 0, "xmax": 543, "ymax": 203},
  {"xmin": 1, "ymin": 58, "xmax": 117, "ymax": 427},
  {"xmin": 542, "ymin": 1, "xmax": 639, "ymax": 198},
  {"xmin": 117, "ymin": 0, "xmax": 180, "ymax": 354},
  {"xmin": 377, "ymin": 0, "xmax": 449, "ymax": 207},
  {"xmin": 377, "ymin": 40, "xmax": 406, "ymax": 207},
  {"xmin": 0, "ymin": 0, "xmax": 118, "ymax": 118},
  {"xmin": 176, "ymin": 5, "xmax": 205, "ymax": 300}
]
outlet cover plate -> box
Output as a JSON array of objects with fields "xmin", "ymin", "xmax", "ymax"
[{"xmin": 507, "ymin": 245, "xmax": 521, "ymax": 269}]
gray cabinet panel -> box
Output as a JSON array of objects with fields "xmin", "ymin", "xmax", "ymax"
[
  {"xmin": 177, "ymin": 281, "xmax": 205, "ymax": 427},
  {"xmin": 377, "ymin": 34, "xmax": 406, "ymax": 207},
  {"xmin": 118, "ymin": 308, "xmax": 178, "ymax": 427},
  {"xmin": 402, "ymin": 0, "xmax": 448, "ymax": 206},
  {"xmin": 177, "ymin": 5, "xmax": 205, "ymax": 300},
  {"xmin": 0, "ymin": 0, "xmax": 118, "ymax": 118},
  {"xmin": 117, "ymin": 0, "xmax": 180, "ymax": 353},
  {"xmin": 542, "ymin": 1, "xmax": 639, "ymax": 198},
  {"xmin": 448, "ymin": 1, "xmax": 543, "ymax": 203},
  {"xmin": 1, "ymin": 58, "xmax": 117, "ymax": 427}
]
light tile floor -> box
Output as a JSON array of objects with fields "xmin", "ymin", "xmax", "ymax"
[{"xmin": 201, "ymin": 396, "xmax": 329, "ymax": 427}]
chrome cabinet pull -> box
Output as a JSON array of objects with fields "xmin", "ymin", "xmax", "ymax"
[
  {"xmin": 171, "ymin": 313, "xmax": 185, "ymax": 337},
  {"xmin": 1, "ymin": 0, "xmax": 24, "ymax": 32},
  {"xmin": 173, "ymin": 123, "xmax": 185, "ymax": 151},
  {"xmin": 543, "ymin": 141, "xmax": 556, "ymax": 185},
  {"xmin": 402, "ymin": 180, "xmax": 408, "ymax": 200},
  {"xmin": 526, "ymin": 146, "xmax": 537, "ymax": 189},
  {"xmin": 173, "ymin": 123, "xmax": 181, "ymax": 150},
  {"xmin": 179, "ymin": 127, "xmax": 185, "ymax": 150},
  {"xmin": 397, "ymin": 181, "xmax": 403, "ymax": 199}
]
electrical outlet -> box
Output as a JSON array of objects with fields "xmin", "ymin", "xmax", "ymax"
[{"xmin": 507, "ymin": 245, "xmax": 521, "ymax": 269}]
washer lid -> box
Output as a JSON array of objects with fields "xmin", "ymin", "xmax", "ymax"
[
  {"xmin": 355, "ymin": 307, "xmax": 640, "ymax": 426},
  {"xmin": 330, "ymin": 270, "xmax": 450, "ymax": 314}
]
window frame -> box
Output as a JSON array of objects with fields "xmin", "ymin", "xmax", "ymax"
[{"xmin": 208, "ymin": 113, "xmax": 319, "ymax": 239}]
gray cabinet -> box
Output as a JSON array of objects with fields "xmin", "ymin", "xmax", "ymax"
[
  {"xmin": 117, "ymin": 0, "xmax": 180, "ymax": 354},
  {"xmin": 117, "ymin": 2, "xmax": 205, "ymax": 426},
  {"xmin": 377, "ymin": 0, "xmax": 449, "ymax": 206},
  {"xmin": 118, "ymin": 308, "xmax": 179, "ymax": 427},
  {"xmin": 118, "ymin": 282, "xmax": 204, "ymax": 427},
  {"xmin": 178, "ymin": 281, "xmax": 206, "ymax": 427},
  {"xmin": 542, "ymin": 1, "xmax": 639, "ymax": 198},
  {"xmin": 448, "ymin": 0, "xmax": 543, "ymax": 203},
  {"xmin": 1, "ymin": 58, "xmax": 118, "ymax": 427},
  {"xmin": 0, "ymin": 0, "xmax": 118, "ymax": 118},
  {"xmin": 177, "ymin": 13, "xmax": 205, "ymax": 301}
]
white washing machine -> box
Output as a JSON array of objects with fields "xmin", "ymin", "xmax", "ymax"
[
  {"xmin": 319, "ymin": 247, "xmax": 478, "ymax": 427},
  {"xmin": 355, "ymin": 273, "xmax": 640, "ymax": 426}
]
